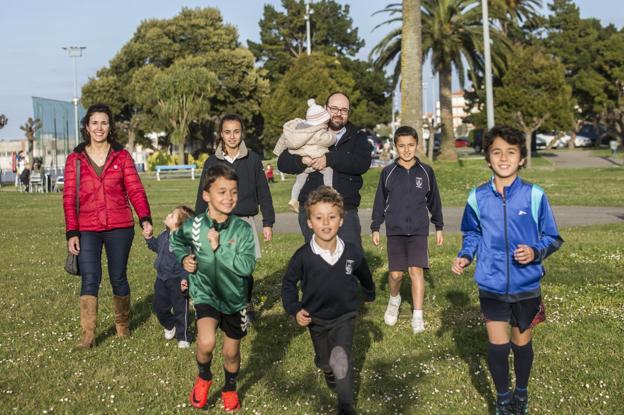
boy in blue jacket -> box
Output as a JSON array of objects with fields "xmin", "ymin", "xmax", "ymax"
[{"xmin": 452, "ymin": 125, "xmax": 563, "ymax": 415}]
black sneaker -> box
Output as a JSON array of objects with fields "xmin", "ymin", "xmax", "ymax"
[
  {"xmin": 337, "ymin": 403, "xmax": 357, "ymax": 415},
  {"xmin": 495, "ymin": 400, "xmax": 513, "ymax": 415},
  {"xmin": 324, "ymin": 371, "xmax": 336, "ymax": 390},
  {"xmin": 246, "ymin": 302, "xmax": 256, "ymax": 324},
  {"xmin": 511, "ymin": 395, "xmax": 528, "ymax": 415}
]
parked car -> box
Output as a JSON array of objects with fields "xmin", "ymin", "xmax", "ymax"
[
  {"xmin": 455, "ymin": 136, "xmax": 470, "ymax": 148},
  {"xmin": 534, "ymin": 131, "xmax": 592, "ymax": 149},
  {"xmin": 576, "ymin": 124, "xmax": 618, "ymax": 147}
]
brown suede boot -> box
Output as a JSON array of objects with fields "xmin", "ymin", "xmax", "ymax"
[
  {"xmin": 76, "ymin": 295, "xmax": 97, "ymax": 349},
  {"xmin": 112, "ymin": 294, "xmax": 131, "ymax": 337}
]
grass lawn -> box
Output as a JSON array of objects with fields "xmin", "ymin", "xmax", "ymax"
[{"xmin": 1, "ymin": 177, "xmax": 623, "ymax": 413}]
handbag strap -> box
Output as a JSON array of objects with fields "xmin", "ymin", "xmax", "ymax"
[{"xmin": 75, "ymin": 158, "xmax": 80, "ymax": 216}]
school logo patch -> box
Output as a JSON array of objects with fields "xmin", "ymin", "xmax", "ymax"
[
  {"xmin": 345, "ymin": 259, "xmax": 355, "ymax": 275},
  {"xmin": 415, "ymin": 177, "xmax": 423, "ymax": 189}
]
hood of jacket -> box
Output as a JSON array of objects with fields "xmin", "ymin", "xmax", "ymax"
[{"xmin": 215, "ymin": 140, "xmax": 249, "ymax": 160}]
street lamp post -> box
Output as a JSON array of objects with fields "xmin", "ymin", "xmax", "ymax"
[
  {"xmin": 304, "ymin": 1, "xmax": 313, "ymax": 55},
  {"xmin": 481, "ymin": 0, "xmax": 495, "ymax": 128},
  {"xmin": 63, "ymin": 46, "xmax": 86, "ymax": 146}
]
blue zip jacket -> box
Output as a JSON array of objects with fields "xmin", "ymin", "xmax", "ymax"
[
  {"xmin": 458, "ymin": 176, "xmax": 563, "ymax": 302},
  {"xmin": 146, "ymin": 230, "xmax": 189, "ymax": 281}
]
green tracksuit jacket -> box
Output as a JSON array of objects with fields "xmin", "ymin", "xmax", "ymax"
[{"xmin": 170, "ymin": 213, "xmax": 256, "ymax": 314}]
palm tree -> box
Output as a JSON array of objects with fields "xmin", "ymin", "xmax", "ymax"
[
  {"xmin": 401, "ymin": 0, "xmax": 424, "ymax": 151},
  {"xmin": 20, "ymin": 117, "xmax": 42, "ymax": 163},
  {"xmin": 491, "ymin": 0, "xmax": 542, "ymax": 36},
  {"xmin": 371, "ymin": 0, "xmax": 510, "ymax": 160}
]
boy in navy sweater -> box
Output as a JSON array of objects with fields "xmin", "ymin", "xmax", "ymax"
[
  {"xmin": 452, "ymin": 126, "xmax": 563, "ymax": 415},
  {"xmin": 143, "ymin": 205, "xmax": 195, "ymax": 348},
  {"xmin": 371, "ymin": 126, "xmax": 444, "ymax": 333},
  {"xmin": 282, "ymin": 186, "xmax": 375, "ymax": 415}
]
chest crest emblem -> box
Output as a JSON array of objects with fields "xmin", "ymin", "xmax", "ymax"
[
  {"xmin": 345, "ymin": 259, "xmax": 355, "ymax": 275},
  {"xmin": 415, "ymin": 177, "xmax": 423, "ymax": 189}
]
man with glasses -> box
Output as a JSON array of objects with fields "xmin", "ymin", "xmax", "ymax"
[{"xmin": 278, "ymin": 92, "xmax": 371, "ymax": 252}]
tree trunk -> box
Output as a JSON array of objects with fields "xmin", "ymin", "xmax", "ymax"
[
  {"xmin": 437, "ymin": 65, "xmax": 456, "ymax": 161},
  {"xmin": 401, "ymin": 0, "xmax": 424, "ymax": 152},
  {"xmin": 524, "ymin": 129, "xmax": 533, "ymax": 168}
]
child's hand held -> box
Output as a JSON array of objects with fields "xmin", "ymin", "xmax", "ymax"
[
  {"xmin": 295, "ymin": 309, "xmax": 312, "ymax": 327},
  {"xmin": 183, "ymin": 254, "xmax": 197, "ymax": 273},
  {"xmin": 451, "ymin": 257, "xmax": 470, "ymax": 275},
  {"xmin": 180, "ymin": 279, "xmax": 188, "ymax": 292}
]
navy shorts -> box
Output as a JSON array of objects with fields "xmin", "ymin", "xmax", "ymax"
[
  {"xmin": 479, "ymin": 296, "xmax": 545, "ymax": 333},
  {"xmin": 194, "ymin": 303, "xmax": 249, "ymax": 340},
  {"xmin": 387, "ymin": 235, "xmax": 429, "ymax": 271}
]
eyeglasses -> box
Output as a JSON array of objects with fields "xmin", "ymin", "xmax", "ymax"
[{"xmin": 327, "ymin": 106, "xmax": 350, "ymax": 115}]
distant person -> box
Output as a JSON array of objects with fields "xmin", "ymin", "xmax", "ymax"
[
  {"xmin": 64, "ymin": 103, "xmax": 152, "ymax": 349},
  {"xmin": 194, "ymin": 114, "xmax": 275, "ymax": 320},
  {"xmin": 265, "ymin": 164, "xmax": 275, "ymax": 183},
  {"xmin": 172, "ymin": 165, "xmax": 256, "ymax": 412},
  {"xmin": 143, "ymin": 205, "xmax": 195, "ymax": 349},
  {"xmin": 451, "ymin": 125, "xmax": 563, "ymax": 415},
  {"xmin": 273, "ymin": 98, "xmax": 336, "ymax": 213},
  {"xmin": 371, "ymin": 126, "xmax": 444, "ymax": 333},
  {"xmin": 282, "ymin": 186, "xmax": 375, "ymax": 415},
  {"xmin": 19, "ymin": 163, "xmax": 31, "ymax": 191},
  {"xmin": 277, "ymin": 92, "xmax": 371, "ymax": 251}
]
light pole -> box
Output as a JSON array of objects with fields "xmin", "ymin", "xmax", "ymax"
[
  {"xmin": 481, "ymin": 0, "xmax": 494, "ymax": 128},
  {"xmin": 63, "ymin": 46, "xmax": 86, "ymax": 146},
  {"xmin": 304, "ymin": 1, "xmax": 313, "ymax": 55}
]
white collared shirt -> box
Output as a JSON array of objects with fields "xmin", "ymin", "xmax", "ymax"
[
  {"xmin": 310, "ymin": 235, "xmax": 345, "ymax": 266},
  {"xmin": 224, "ymin": 151, "xmax": 240, "ymax": 163},
  {"xmin": 334, "ymin": 127, "xmax": 347, "ymax": 145}
]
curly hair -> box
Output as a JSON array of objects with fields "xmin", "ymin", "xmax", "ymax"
[{"xmin": 304, "ymin": 186, "xmax": 344, "ymax": 218}]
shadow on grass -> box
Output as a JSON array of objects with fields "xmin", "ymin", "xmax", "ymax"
[
  {"xmin": 95, "ymin": 293, "xmax": 154, "ymax": 345},
  {"xmin": 352, "ymin": 306, "xmax": 383, "ymax": 402},
  {"xmin": 252, "ymin": 267, "xmax": 287, "ymax": 319},
  {"xmin": 437, "ymin": 290, "xmax": 494, "ymax": 414}
]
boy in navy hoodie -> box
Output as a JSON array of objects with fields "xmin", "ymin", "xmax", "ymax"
[
  {"xmin": 143, "ymin": 205, "xmax": 195, "ymax": 348},
  {"xmin": 452, "ymin": 125, "xmax": 563, "ymax": 415},
  {"xmin": 282, "ymin": 186, "xmax": 375, "ymax": 415}
]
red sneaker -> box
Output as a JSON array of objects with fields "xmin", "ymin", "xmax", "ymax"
[
  {"xmin": 189, "ymin": 377, "xmax": 212, "ymax": 409},
  {"xmin": 221, "ymin": 390, "xmax": 241, "ymax": 412}
]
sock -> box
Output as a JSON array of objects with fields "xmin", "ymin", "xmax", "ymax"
[
  {"xmin": 223, "ymin": 367, "xmax": 238, "ymax": 392},
  {"xmin": 413, "ymin": 309, "xmax": 423, "ymax": 319},
  {"xmin": 197, "ymin": 358, "xmax": 212, "ymax": 381},
  {"xmin": 487, "ymin": 342, "xmax": 511, "ymax": 401},
  {"xmin": 512, "ymin": 340, "xmax": 534, "ymax": 395},
  {"xmin": 390, "ymin": 294, "xmax": 401, "ymax": 304}
]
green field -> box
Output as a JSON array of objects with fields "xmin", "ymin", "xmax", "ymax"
[{"xmin": 0, "ymin": 160, "xmax": 623, "ymax": 414}]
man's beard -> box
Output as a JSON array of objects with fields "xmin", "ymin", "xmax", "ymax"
[{"xmin": 329, "ymin": 117, "xmax": 346, "ymax": 131}]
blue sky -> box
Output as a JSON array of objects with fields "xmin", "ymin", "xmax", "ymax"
[{"xmin": 0, "ymin": 0, "xmax": 622, "ymax": 139}]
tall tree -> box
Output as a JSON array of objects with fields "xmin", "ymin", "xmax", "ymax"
[
  {"xmin": 82, "ymin": 8, "xmax": 268, "ymax": 152},
  {"xmin": 401, "ymin": 0, "xmax": 424, "ymax": 151},
  {"xmin": 248, "ymin": 0, "xmax": 364, "ymax": 82},
  {"xmin": 0, "ymin": 114, "xmax": 7, "ymax": 129},
  {"xmin": 543, "ymin": 0, "xmax": 624, "ymax": 143},
  {"xmin": 479, "ymin": 45, "xmax": 574, "ymax": 167},
  {"xmin": 20, "ymin": 117, "xmax": 42, "ymax": 163},
  {"xmin": 371, "ymin": 0, "xmax": 510, "ymax": 160}
]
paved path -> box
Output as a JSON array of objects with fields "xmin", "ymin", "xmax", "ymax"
[
  {"xmin": 258, "ymin": 206, "xmax": 624, "ymax": 234},
  {"xmin": 540, "ymin": 150, "xmax": 623, "ymax": 168}
]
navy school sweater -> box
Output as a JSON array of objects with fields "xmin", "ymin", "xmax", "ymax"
[
  {"xmin": 281, "ymin": 242, "xmax": 376, "ymax": 321},
  {"xmin": 146, "ymin": 230, "xmax": 188, "ymax": 281}
]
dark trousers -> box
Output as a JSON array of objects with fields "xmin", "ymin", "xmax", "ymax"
[
  {"xmin": 298, "ymin": 207, "xmax": 362, "ymax": 253},
  {"xmin": 153, "ymin": 278, "xmax": 190, "ymax": 342},
  {"xmin": 78, "ymin": 227, "xmax": 134, "ymax": 296},
  {"xmin": 309, "ymin": 313, "xmax": 356, "ymax": 405}
]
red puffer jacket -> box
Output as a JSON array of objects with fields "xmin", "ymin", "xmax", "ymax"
[{"xmin": 63, "ymin": 142, "xmax": 151, "ymax": 239}]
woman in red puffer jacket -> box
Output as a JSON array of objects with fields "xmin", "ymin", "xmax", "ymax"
[{"xmin": 63, "ymin": 103, "xmax": 153, "ymax": 349}]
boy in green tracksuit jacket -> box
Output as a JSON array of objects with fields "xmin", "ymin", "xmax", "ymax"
[{"xmin": 170, "ymin": 164, "xmax": 256, "ymax": 412}]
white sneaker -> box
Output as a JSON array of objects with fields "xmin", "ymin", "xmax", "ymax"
[
  {"xmin": 178, "ymin": 340, "xmax": 190, "ymax": 349},
  {"xmin": 411, "ymin": 316, "xmax": 425, "ymax": 333},
  {"xmin": 164, "ymin": 327, "xmax": 176, "ymax": 340},
  {"xmin": 384, "ymin": 296, "xmax": 401, "ymax": 326}
]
